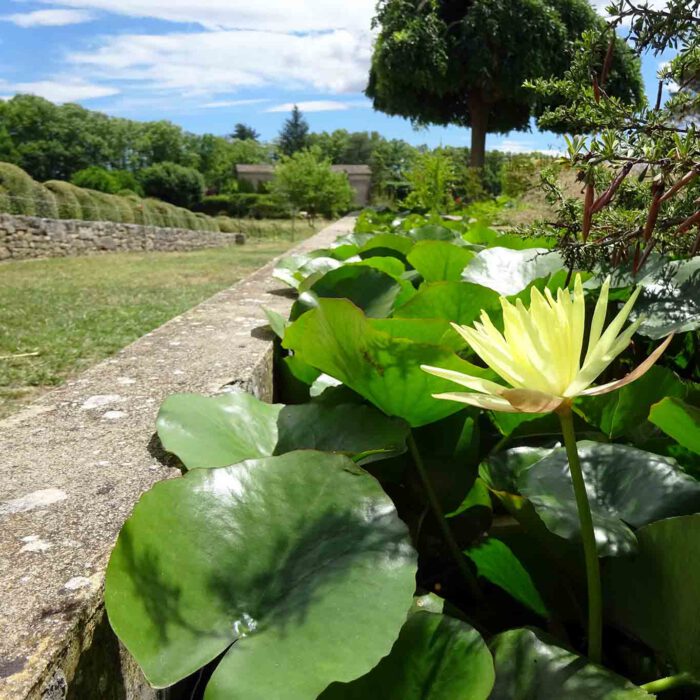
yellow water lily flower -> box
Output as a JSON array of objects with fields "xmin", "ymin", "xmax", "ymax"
[{"xmin": 422, "ymin": 275, "xmax": 672, "ymax": 414}]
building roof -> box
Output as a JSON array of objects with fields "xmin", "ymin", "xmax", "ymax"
[
  {"xmin": 236, "ymin": 164, "xmax": 275, "ymax": 174},
  {"xmin": 236, "ymin": 163, "xmax": 371, "ymax": 176},
  {"xmin": 331, "ymin": 165, "xmax": 372, "ymax": 175}
]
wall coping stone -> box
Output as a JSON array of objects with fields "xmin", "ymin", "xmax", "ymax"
[{"xmin": 0, "ymin": 217, "xmax": 355, "ymax": 698}]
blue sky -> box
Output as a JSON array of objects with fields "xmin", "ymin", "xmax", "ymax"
[{"xmin": 0, "ymin": 0, "xmax": 674, "ymax": 153}]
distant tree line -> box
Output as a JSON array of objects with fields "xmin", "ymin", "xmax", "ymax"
[{"xmin": 0, "ymin": 94, "xmax": 538, "ymax": 212}]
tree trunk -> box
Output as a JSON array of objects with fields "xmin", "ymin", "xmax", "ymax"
[{"xmin": 469, "ymin": 96, "xmax": 488, "ymax": 169}]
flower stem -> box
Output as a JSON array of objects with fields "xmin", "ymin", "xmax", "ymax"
[
  {"xmin": 641, "ymin": 673, "xmax": 698, "ymax": 694},
  {"xmin": 558, "ymin": 406, "xmax": 603, "ymax": 663},
  {"xmin": 407, "ymin": 432, "xmax": 481, "ymax": 599}
]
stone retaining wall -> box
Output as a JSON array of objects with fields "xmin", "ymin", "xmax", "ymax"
[
  {"xmin": 0, "ymin": 217, "xmax": 355, "ymax": 698},
  {"xmin": 0, "ymin": 213, "xmax": 245, "ymax": 261}
]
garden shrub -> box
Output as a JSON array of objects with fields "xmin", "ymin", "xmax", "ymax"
[
  {"xmin": 68, "ymin": 184, "xmax": 97, "ymax": 221},
  {"xmin": 89, "ymin": 190, "xmax": 123, "ymax": 222},
  {"xmin": 0, "ymin": 161, "xmax": 37, "ymax": 215},
  {"xmin": 216, "ymin": 216, "xmax": 238, "ymax": 232},
  {"xmin": 32, "ymin": 183, "xmax": 59, "ymax": 218},
  {"xmin": 139, "ymin": 162, "xmax": 205, "ymax": 209},
  {"xmin": 71, "ymin": 166, "xmax": 119, "ymax": 194},
  {"xmin": 44, "ymin": 180, "xmax": 83, "ymax": 219},
  {"xmin": 0, "ymin": 185, "xmax": 10, "ymax": 213}
]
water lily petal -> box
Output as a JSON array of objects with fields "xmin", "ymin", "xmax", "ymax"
[
  {"xmin": 420, "ymin": 365, "xmax": 506, "ymax": 395},
  {"xmin": 502, "ymin": 388, "xmax": 565, "ymax": 413},
  {"xmin": 584, "ymin": 276, "xmax": 610, "ymax": 364},
  {"xmin": 432, "ymin": 392, "xmax": 520, "ymax": 412},
  {"xmin": 578, "ymin": 334, "xmax": 674, "ymax": 397}
]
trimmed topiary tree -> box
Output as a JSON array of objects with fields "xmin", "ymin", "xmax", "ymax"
[{"xmin": 44, "ymin": 180, "xmax": 83, "ymax": 219}]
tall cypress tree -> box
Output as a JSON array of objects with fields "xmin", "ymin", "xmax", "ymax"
[{"xmin": 278, "ymin": 105, "xmax": 310, "ymax": 157}]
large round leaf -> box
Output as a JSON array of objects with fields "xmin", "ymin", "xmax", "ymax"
[
  {"xmin": 157, "ymin": 392, "xmax": 281, "ymax": 469},
  {"xmin": 633, "ymin": 257, "xmax": 700, "ymax": 338},
  {"xmin": 273, "ymin": 254, "xmax": 343, "ymax": 290},
  {"xmin": 291, "ymin": 265, "xmax": 405, "ymax": 319},
  {"xmin": 605, "ymin": 514, "xmax": 700, "ymax": 677},
  {"xmin": 406, "ymin": 240, "xmax": 475, "ymax": 282},
  {"xmin": 318, "ymin": 610, "xmax": 494, "ymax": 700},
  {"xmin": 577, "ymin": 366, "xmax": 687, "ymax": 442},
  {"xmin": 105, "ymin": 452, "xmax": 418, "ymax": 698},
  {"xmin": 394, "ymin": 281, "xmax": 500, "ymax": 327},
  {"xmin": 275, "ymin": 403, "xmax": 408, "ymax": 464},
  {"xmin": 461, "ymin": 247, "xmax": 564, "ymax": 296},
  {"xmin": 520, "ymin": 441, "xmax": 700, "ymax": 557},
  {"xmin": 283, "ymin": 297, "xmax": 492, "ymax": 427},
  {"xmin": 490, "ymin": 628, "xmax": 652, "ymax": 699},
  {"xmin": 157, "ymin": 392, "xmax": 409, "ymax": 469}
]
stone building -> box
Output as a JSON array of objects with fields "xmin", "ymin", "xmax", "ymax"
[{"xmin": 235, "ymin": 164, "xmax": 372, "ymax": 206}]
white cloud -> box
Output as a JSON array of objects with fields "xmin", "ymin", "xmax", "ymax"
[
  {"xmin": 2, "ymin": 9, "xmax": 95, "ymax": 27},
  {"xmin": 0, "ymin": 78, "xmax": 118, "ymax": 103},
  {"xmin": 35, "ymin": 0, "xmax": 376, "ymax": 32},
  {"xmin": 67, "ymin": 29, "xmax": 372, "ymax": 95},
  {"xmin": 266, "ymin": 100, "xmax": 367, "ymax": 113},
  {"xmin": 201, "ymin": 98, "xmax": 270, "ymax": 109}
]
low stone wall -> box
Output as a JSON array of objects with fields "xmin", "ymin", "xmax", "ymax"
[
  {"xmin": 0, "ymin": 213, "xmax": 245, "ymax": 261},
  {"xmin": 0, "ymin": 217, "xmax": 355, "ymax": 698}
]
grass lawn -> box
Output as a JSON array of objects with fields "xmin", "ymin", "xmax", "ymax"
[{"xmin": 0, "ymin": 227, "xmax": 320, "ymax": 419}]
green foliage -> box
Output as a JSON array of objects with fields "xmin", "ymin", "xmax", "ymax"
[
  {"xmin": 231, "ymin": 123, "xmax": 260, "ymax": 141},
  {"xmin": 106, "ymin": 451, "xmax": 417, "ymax": 695},
  {"xmin": 71, "ymin": 166, "xmax": 120, "ymax": 194},
  {"xmin": 44, "ymin": 181, "xmax": 83, "ymax": 219},
  {"xmin": 138, "ymin": 161, "xmax": 205, "ymax": 208},
  {"xmin": 0, "ymin": 161, "xmax": 37, "ymax": 214},
  {"xmin": 367, "ymin": 0, "xmax": 643, "ymax": 166},
  {"xmin": 405, "ymin": 149, "xmax": 457, "ymax": 211},
  {"xmin": 278, "ymin": 105, "xmax": 310, "ymax": 157},
  {"xmin": 270, "ymin": 149, "xmax": 353, "ymax": 218},
  {"xmin": 105, "ymin": 196, "xmax": 700, "ymax": 697}
]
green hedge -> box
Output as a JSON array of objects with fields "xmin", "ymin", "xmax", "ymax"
[
  {"xmin": 45, "ymin": 181, "xmax": 83, "ymax": 219},
  {"xmin": 0, "ymin": 161, "xmax": 222, "ymax": 232},
  {"xmin": 196, "ymin": 193, "xmax": 289, "ymax": 219},
  {"xmin": 0, "ymin": 162, "xmax": 38, "ymax": 215}
]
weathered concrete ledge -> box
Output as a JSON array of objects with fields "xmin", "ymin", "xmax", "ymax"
[
  {"xmin": 0, "ymin": 217, "xmax": 354, "ymax": 699},
  {"xmin": 0, "ymin": 213, "xmax": 246, "ymax": 261}
]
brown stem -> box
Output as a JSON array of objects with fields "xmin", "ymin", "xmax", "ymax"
[
  {"xmin": 592, "ymin": 162, "xmax": 634, "ymax": 214},
  {"xmin": 643, "ymin": 183, "xmax": 665, "ymax": 242},
  {"xmin": 660, "ymin": 170, "xmax": 698, "ymax": 203},
  {"xmin": 679, "ymin": 209, "xmax": 700, "ymax": 234},
  {"xmin": 582, "ymin": 181, "xmax": 595, "ymax": 242}
]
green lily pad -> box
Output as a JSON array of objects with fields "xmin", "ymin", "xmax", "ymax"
[
  {"xmin": 105, "ymin": 452, "xmax": 418, "ymax": 698},
  {"xmin": 576, "ymin": 366, "xmax": 687, "ymax": 442},
  {"xmin": 157, "ymin": 392, "xmax": 280, "ymax": 469},
  {"xmin": 462, "ymin": 247, "xmax": 564, "ymax": 296},
  {"xmin": 275, "ymin": 403, "xmax": 408, "ymax": 464},
  {"xmin": 465, "ymin": 538, "xmax": 548, "ymax": 618},
  {"xmin": 606, "ymin": 514, "xmax": 700, "ymax": 677},
  {"xmin": 394, "ymin": 281, "xmax": 500, "ymax": 327},
  {"xmin": 272, "ymin": 254, "xmax": 343, "ymax": 290},
  {"xmin": 283, "ymin": 298, "xmax": 492, "ymax": 427},
  {"xmin": 319, "ymin": 611, "xmax": 494, "ymax": 700},
  {"xmin": 292, "ymin": 265, "xmax": 405, "ymax": 319},
  {"xmin": 489, "ymin": 628, "xmax": 652, "ymax": 699},
  {"xmin": 633, "ymin": 257, "xmax": 700, "ymax": 339},
  {"xmin": 649, "ymin": 397, "xmax": 700, "ymax": 454},
  {"xmin": 408, "ymin": 224, "xmax": 466, "ymax": 243},
  {"xmin": 359, "ymin": 234, "xmax": 414, "ymax": 259},
  {"xmin": 520, "ymin": 441, "xmax": 700, "ymax": 557},
  {"xmin": 157, "ymin": 392, "xmax": 409, "ymax": 469},
  {"xmin": 406, "ymin": 240, "xmax": 475, "ymax": 282}
]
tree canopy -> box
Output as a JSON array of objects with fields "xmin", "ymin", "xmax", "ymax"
[
  {"xmin": 278, "ymin": 105, "xmax": 310, "ymax": 157},
  {"xmin": 231, "ymin": 123, "xmax": 260, "ymax": 141},
  {"xmin": 367, "ymin": 0, "xmax": 644, "ymax": 167}
]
